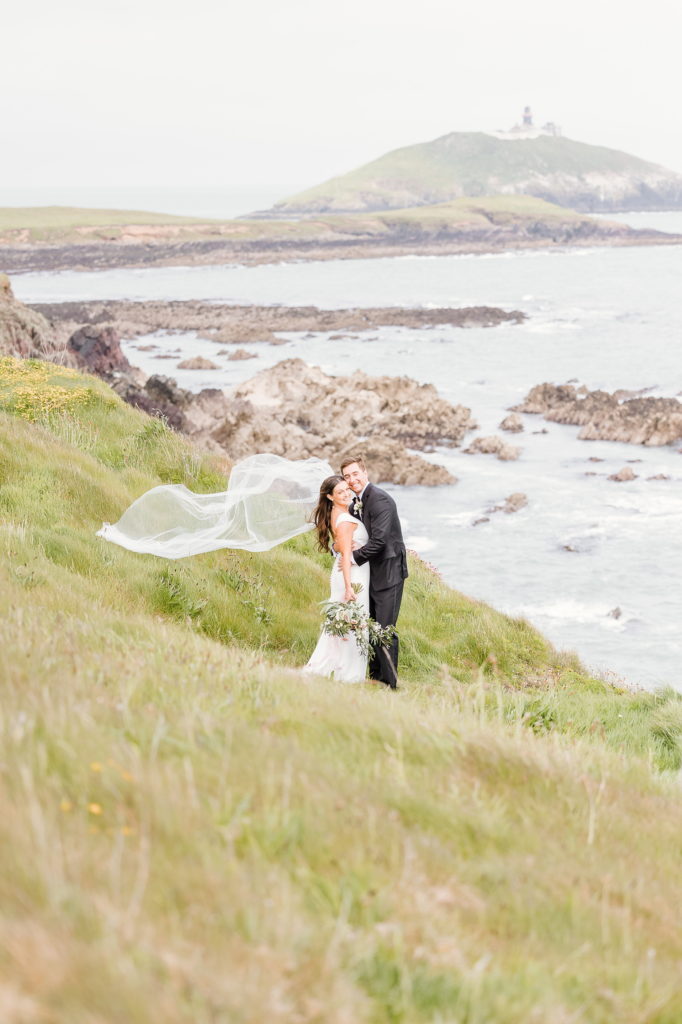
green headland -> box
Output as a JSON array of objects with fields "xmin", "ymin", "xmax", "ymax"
[{"xmin": 268, "ymin": 131, "xmax": 682, "ymax": 215}]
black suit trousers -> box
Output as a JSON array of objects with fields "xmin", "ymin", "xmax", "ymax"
[{"xmin": 369, "ymin": 581, "xmax": 404, "ymax": 689}]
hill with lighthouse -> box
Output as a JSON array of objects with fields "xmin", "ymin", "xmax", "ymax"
[{"xmin": 263, "ymin": 109, "xmax": 682, "ymax": 216}]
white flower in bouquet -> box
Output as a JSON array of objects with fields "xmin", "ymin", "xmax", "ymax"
[{"xmin": 319, "ymin": 584, "xmax": 396, "ymax": 659}]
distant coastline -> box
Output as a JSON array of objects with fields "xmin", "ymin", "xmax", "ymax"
[{"xmin": 1, "ymin": 196, "xmax": 680, "ymax": 274}]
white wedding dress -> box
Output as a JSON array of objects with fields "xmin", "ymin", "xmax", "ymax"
[{"xmin": 304, "ymin": 513, "xmax": 370, "ymax": 684}]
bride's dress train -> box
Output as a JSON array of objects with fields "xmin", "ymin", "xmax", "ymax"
[{"xmin": 304, "ymin": 512, "xmax": 370, "ymax": 684}]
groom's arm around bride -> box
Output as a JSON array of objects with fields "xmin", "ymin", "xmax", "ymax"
[{"xmin": 341, "ymin": 455, "xmax": 408, "ymax": 689}]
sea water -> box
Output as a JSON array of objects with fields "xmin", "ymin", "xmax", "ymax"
[{"xmin": 13, "ymin": 231, "xmax": 682, "ymax": 689}]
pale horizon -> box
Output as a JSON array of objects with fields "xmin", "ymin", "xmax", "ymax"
[{"xmin": 3, "ymin": 0, "xmax": 682, "ymax": 199}]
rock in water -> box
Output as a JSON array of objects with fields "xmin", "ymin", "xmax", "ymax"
[
  {"xmin": 503, "ymin": 492, "xmax": 528, "ymax": 513},
  {"xmin": 499, "ymin": 412, "xmax": 524, "ymax": 433},
  {"xmin": 515, "ymin": 383, "xmax": 682, "ymax": 447},
  {"xmin": 464, "ymin": 435, "xmax": 521, "ymax": 461},
  {"xmin": 608, "ymin": 466, "xmax": 637, "ymax": 482},
  {"xmin": 177, "ymin": 356, "xmax": 220, "ymax": 370},
  {"xmin": 226, "ymin": 348, "xmax": 257, "ymax": 361},
  {"xmin": 233, "ymin": 358, "xmax": 476, "ymax": 450}
]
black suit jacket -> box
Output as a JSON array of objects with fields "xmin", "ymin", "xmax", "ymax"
[{"xmin": 352, "ymin": 483, "xmax": 408, "ymax": 592}]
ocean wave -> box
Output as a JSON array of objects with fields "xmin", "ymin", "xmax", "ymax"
[{"xmin": 511, "ymin": 599, "xmax": 635, "ymax": 631}]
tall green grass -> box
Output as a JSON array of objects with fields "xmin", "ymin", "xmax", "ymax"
[{"xmin": 1, "ymin": 357, "xmax": 682, "ymax": 1023}]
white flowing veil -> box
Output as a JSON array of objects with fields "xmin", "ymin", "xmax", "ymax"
[{"xmin": 97, "ymin": 453, "xmax": 334, "ymax": 559}]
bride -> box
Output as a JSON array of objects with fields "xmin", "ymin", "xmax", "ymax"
[
  {"xmin": 303, "ymin": 475, "xmax": 370, "ymax": 684},
  {"xmin": 96, "ymin": 453, "xmax": 369, "ymax": 681}
]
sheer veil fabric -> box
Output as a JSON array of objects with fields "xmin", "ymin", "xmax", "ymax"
[{"xmin": 97, "ymin": 454, "xmax": 333, "ymax": 559}]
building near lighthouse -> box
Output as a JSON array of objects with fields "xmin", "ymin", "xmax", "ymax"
[{"xmin": 490, "ymin": 107, "xmax": 562, "ymax": 141}]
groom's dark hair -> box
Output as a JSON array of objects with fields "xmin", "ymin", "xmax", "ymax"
[{"xmin": 340, "ymin": 453, "xmax": 366, "ymax": 473}]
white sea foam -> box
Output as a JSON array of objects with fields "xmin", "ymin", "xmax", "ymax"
[
  {"xmin": 512, "ymin": 600, "xmax": 632, "ymax": 630},
  {"xmin": 405, "ymin": 535, "xmax": 436, "ymax": 553}
]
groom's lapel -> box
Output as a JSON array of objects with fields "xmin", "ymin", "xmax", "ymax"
[{"xmin": 352, "ymin": 483, "xmax": 371, "ymax": 521}]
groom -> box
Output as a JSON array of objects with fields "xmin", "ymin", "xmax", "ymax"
[{"xmin": 340, "ymin": 454, "xmax": 408, "ymax": 689}]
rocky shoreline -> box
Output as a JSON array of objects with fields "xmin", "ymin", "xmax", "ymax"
[
  {"xmin": 515, "ymin": 383, "xmax": 682, "ymax": 447},
  {"xmin": 0, "ymin": 276, "xmax": 481, "ymax": 485},
  {"xmin": 32, "ymin": 299, "xmax": 525, "ymax": 347},
  {"xmin": 2, "ymin": 222, "xmax": 679, "ymax": 275},
  {"xmin": 114, "ymin": 357, "xmax": 476, "ymax": 486}
]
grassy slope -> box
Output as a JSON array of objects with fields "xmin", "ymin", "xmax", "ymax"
[
  {"xmin": 0, "ymin": 206, "xmax": 212, "ymax": 230},
  {"xmin": 0, "ymin": 195, "xmax": 592, "ymax": 247},
  {"xmin": 274, "ymin": 132, "xmax": 675, "ymax": 211},
  {"xmin": 2, "ymin": 358, "xmax": 682, "ymax": 1023}
]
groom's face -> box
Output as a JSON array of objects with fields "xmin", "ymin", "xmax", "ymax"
[{"xmin": 342, "ymin": 462, "xmax": 368, "ymax": 494}]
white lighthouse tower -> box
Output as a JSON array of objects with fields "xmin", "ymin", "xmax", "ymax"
[{"xmin": 490, "ymin": 108, "xmax": 562, "ymax": 141}]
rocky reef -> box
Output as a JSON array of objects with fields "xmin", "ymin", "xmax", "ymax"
[
  {"xmin": 33, "ymin": 299, "xmax": 525, "ymax": 347},
  {"xmin": 113, "ymin": 357, "xmax": 475, "ymax": 486},
  {"xmin": 514, "ymin": 383, "xmax": 682, "ymax": 446},
  {"xmin": 1, "ymin": 282, "xmax": 483, "ymax": 485}
]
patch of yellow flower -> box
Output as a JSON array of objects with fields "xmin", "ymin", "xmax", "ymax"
[{"xmin": 0, "ymin": 356, "xmax": 115, "ymax": 421}]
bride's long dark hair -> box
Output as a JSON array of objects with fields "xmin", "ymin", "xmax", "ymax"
[{"xmin": 311, "ymin": 475, "xmax": 345, "ymax": 552}]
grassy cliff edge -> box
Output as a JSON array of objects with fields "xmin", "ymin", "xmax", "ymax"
[{"xmin": 2, "ymin": 358, "xmax": 682, "ymax": 1024}]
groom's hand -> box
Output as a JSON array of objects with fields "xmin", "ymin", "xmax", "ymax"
[{"xmin": 332, "ymin": 540, "xmax": 361, "ymax": 554}]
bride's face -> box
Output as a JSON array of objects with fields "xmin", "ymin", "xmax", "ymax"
[{"xmin": 331, "ymin": 481, "xmax": 353, "ymax": 508}]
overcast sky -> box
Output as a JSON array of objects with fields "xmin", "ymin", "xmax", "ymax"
[{"xmin": 4, "ymin": 0, "xmax": 682, "ymax": 193}]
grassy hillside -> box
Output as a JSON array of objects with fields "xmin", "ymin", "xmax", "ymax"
[
  {"xmin": 0, "ymin": 195, "xmax": 594, "ymax": 247},
  {"xmin": 2, "ymin": 357, "xmax": 682, "ymax": 1023},
  {"xmin": 0, "ymin": 205, "xmax": 211, "ymax": 232},
  {"xmin": 271, "ymin": 132, "xmax": 682, "ymax": 214}
]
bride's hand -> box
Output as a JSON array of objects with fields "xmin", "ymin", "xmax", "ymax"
[{"xmin": 343, "ymin": 587, "xmax": 356, "ymax": 603}]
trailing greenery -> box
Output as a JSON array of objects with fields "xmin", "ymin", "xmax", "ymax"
[{"xmin": 2, "ymin": 357, "xmax": 682, "ymax": 1023}]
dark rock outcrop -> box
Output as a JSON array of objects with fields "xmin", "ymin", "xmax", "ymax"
[
  {"xmin": 0, "ymin": 273, "xmax": 66, "ymax": 362},
  {"xmin": 68, "ymin": 323, "xmax": 133, "ymax": 376},
  {"xmin": 514, "ymin": 383, "xmax": 682, "ymax": 446}
]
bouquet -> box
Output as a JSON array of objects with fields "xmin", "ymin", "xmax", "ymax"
[{"xmin": 320, "ymin": 585, "xmax": 396, "ymax": 660}]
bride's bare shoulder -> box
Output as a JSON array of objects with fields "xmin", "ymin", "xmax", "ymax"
[{"xmin": 332, "ymin": 512, "xmax": 357, "ymax": 532}]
